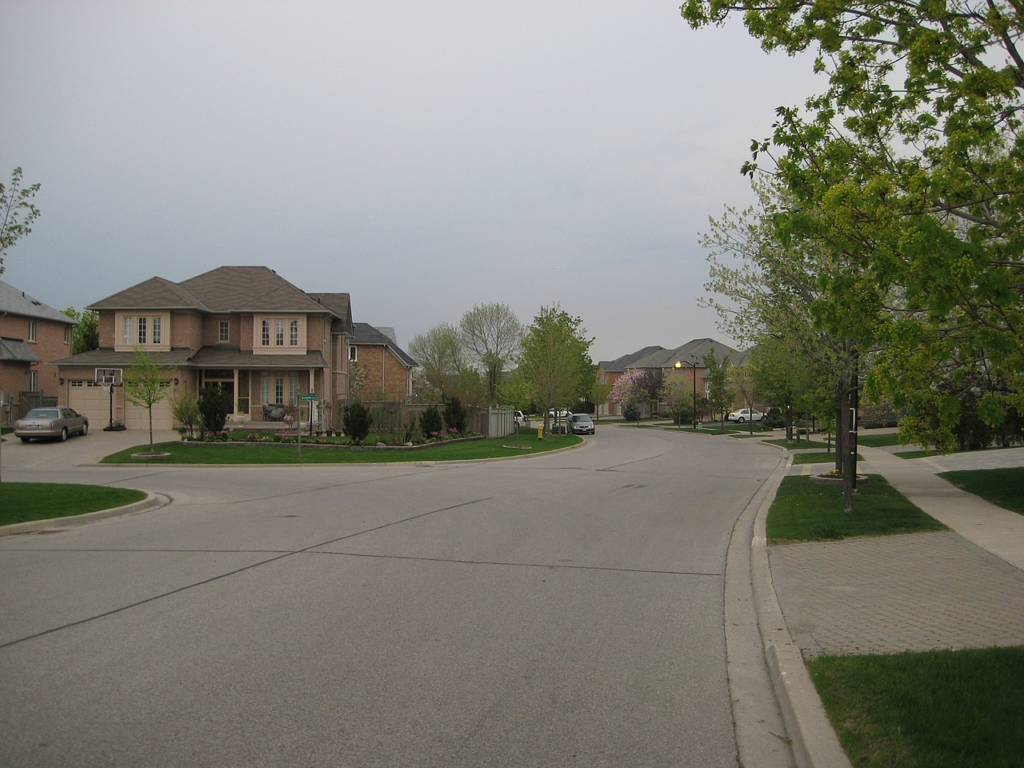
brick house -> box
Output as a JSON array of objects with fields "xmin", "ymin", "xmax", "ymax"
[
  {"xmin": 347, "ymin": 323, "xmax": 417, "ymax": 401},
  {"xmin": 0, "ymin": 279, "xmax": 77, "ymax": 422},
  {"xmin": 51, "ymin": 266, "xmax": 357, "ymax": 430}
]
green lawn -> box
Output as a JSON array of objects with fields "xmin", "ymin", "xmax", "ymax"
[
  {"xmin": 0, "ymin": 483, "xmax": 147, "ymax": 527},
  {"xmin": 810, "ymin": 646, "xmax": 1024, "ymax": 767},
  {"xmin": 940, "ymin": 467, "xmax": 1024, "ymax": 516},
  {"xmin": 764, "ymin": 438, "xmax": 831, "ymax": 450},
  {"xmin": 857, "ymin": 433, "xmax": 904, "ymax": 448},
  {"xmin": 102, "ymin": 432, "xmax": 582, "ymax": 464},
  {"xmin": 767, "ymin": 475, "xmax": 947, "ymax": 542}
]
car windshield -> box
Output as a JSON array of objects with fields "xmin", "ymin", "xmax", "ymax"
[
  {"xmin": 26, "ymin": 409, "xmax": 59, "ymax": 419},
  {"xmin": 573, "ymin": 415, "xmax": 592, "ymax": 422}
]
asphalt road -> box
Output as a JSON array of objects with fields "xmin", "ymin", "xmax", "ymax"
[{"xmin": 0, "ymin": 426, "xmax": 782, "ymax": 767}]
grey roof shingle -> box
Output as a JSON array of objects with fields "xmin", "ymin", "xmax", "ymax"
[
  {"xmin": 351, "ymin": 322, "xmax": 417, "ymax": 367},
  {"xmin": 0, "ymin": 337, "xmax": 41, "ymax": 363},
  {"xmin": 50, "ymin": 348, "xmax": 195, "ymax": 367},
  {"xmin": 190, "ymin": 347, "xmax": 327, "ymax": 370},
  {"xmin": 0, "ymin": 280, "xmax": 78, "ymax": 325},
  {"xmin": 88, "ymin": 276, "xmax": 207, "ymax": 311}
]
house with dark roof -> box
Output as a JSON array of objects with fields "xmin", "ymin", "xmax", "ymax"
[
  {"xmin": 597, "ymin": 338, "xmax": 739, "ymax": 417},
  {"xmin": 51, "ymin": 266, "xmax": 359, "ymax": 430},
  {"xmin": 0, "ymin": 279, "xmax": 77, "ymax": 420},
  {"xmin": 347, "ymin": 322, "xmax": 417, "ymax": 401}
]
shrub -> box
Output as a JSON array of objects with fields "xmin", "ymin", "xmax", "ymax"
[
  {"xmin": 420, "ymin": 404, "xmax": 443, "ymax": 436},
  {"xmin": 198, "ymin": 385, "xmax": 229, "ymax": 437},
  {"xmin": 623, "ymin": 402, "xmax": 642, "ymax": 422},
  {"xmin": 171, "ymin": 391, "xmax": 201, "ymax": 438},
  {"xmin": 342, "ymin": 401, "xmax": 373, "ymax": 443},
  {"xmin": 443, "ymin": 396, "xmax": 468, "ymax": 434},
  {"xmin": 403, "ymin": 415, "xmax": 419, "ymax": 444}
]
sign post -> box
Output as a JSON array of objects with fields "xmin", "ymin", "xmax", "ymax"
[{"xmin": 299, "ymin": 393, "xmax": 318, "ymax": 459}]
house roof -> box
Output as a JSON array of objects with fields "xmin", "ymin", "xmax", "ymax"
[
  {"xmin": 630, "ymin": 338, "xmax": 737, "ymax": 369},
  {"xmin": 600, "ymin": 346, "xmax": 665, "ymax": 373},
  {"xmin": 51, "ymin": 346, "xmax": 328, "ymax": 371},
  {"xmin": 90, "ymin": 267, "xmax": 343, "ymax": 318},
  {"xmin": 306, "ymin": 292, "xmax": 353, "ymax": 331},
  {"xmin": 189, "ymin": 347, "xmax": 328, "ymax": 370},
  {"xmin": 50, "ymin": 348, "xmax": 196, "ymax": 368},
  {"xmin": 0, "ymin": 337, "xmax": 41, "ymax": 363},
  {"xmin": 351, "ymin": 322, "xmax": 418, "ymax": 368},
  {"xmin": 0, "ymin": 280, "xmax": 77, "ymax": 325}
]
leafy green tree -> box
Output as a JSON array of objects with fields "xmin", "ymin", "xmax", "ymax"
[
  {"xmin": 0, "ymin": 168, "xmax": 41, "ymax": 273},
  {"xmin": 443, "ymin": 395, "xmax": 468, "ymax": 434},
  {"xmin": 684, "ymin": 0, "xmax": 1024, "ymax": 454},
  {"xmin": 124, "ymin": 348, "xmax": 173, "ymax": 453},
  {"xmin": 589, "ymin": 375, "xmax": 613, "ymax": 420},
  {"xmin": 460, "ymin": 303, "xmax": 524, "ymax": 403},
  {"xmin": 497, "ymin": 369, "xmax": 532, "ymax": 414},
  {"xmin": 729, "ymin": 363, "xmax": 760, "ymax": 433},
  {"xmin": 62, "ymin": 308, "xmax": 100, "ymax": 355},
  {"xmin": 519, "ymin": 305, "xmax": 594, "ymax": 432},
  {"xmin": 704, "ymin": 349, "xmax": 733, "ymax": 425},
  {"xmin": 660, "ymin": 376, "xmax": 694, "ymax": 427}
]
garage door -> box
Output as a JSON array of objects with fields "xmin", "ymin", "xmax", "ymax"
[
  {"xmin": 68, "ymin": 380, "xmax": 121, "ymax": 427},
  {"xmin": 125, "ymin": 389, "xmax": 174, "ymax": 431}
]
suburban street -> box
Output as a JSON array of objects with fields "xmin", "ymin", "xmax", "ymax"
[{"xmin": 1, "ymin": 426, "xmax": 782, "ymax": 767}]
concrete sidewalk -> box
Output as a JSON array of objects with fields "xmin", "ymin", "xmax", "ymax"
[{"xmin": 763, "ymin": 442, "xmax": 1024, "ymax": 766}]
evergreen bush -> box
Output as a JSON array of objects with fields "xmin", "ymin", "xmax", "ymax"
[{"xmin": 342, "ymin": 401, "xmax": 373, "ymax": 443}]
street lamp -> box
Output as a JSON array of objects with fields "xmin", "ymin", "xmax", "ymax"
[{"xmin": 674, "ymin": 358, "xmax": 699, "ymax": 430}]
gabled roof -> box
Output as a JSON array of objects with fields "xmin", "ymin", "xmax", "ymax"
[
  {"xmin": 631, "ymin": 338, "xmax": 737, "ymax": 369},
  {"xmin": 0, "ymin": 280, "xmax": 77, "ymax": 325},
  {"xmin": 0, "ymin": 337, "xmax": 41, "ymax": 363},
  {"xmin": 351, "ymin": 322, "xmax": 418, "ymax": 368},
  {"xmin": 89, "ymin": 276, "xmax": 206, "ymax": 311},
  {"xmin": 600, "ymin": 346, "xmax": 665, "ymax": 373},
  {"xmin": 179, "ymin": 266, "xmax": 328, "ymax": 313}
]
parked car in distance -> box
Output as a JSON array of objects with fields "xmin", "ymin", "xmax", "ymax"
[
  {"xmin": 548, "ymin": 408, "xmax": 570, "ymax": 419},
  {"xmin": 15, "ymin": 407, "xmax": 89, "ymax": 443},
  {"xmin": 727, "ymin": 408, "xmax": 764, "ymax": 423},
  {"xmin": 514, "ymin": 410, "xmax": 528, "ymax": 426},
  {"xmin": 567, "ymin": 413, "xmax": 595, "ymax": 435}
]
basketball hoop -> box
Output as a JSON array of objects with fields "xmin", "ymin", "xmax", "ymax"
[{"xmin": 101, "ymin": 381, "xmax": 111, "ymax": 395}]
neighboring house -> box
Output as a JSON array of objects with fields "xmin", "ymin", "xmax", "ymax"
[
  {"xmin": 51, "ymin": 266, "xmax": 356, "ymax": 430},
  {"xmin": 0, "ymin": 279, "xmax": 77, "ymax": 422},
  {"xmin": 345, "ymin": 322, "xmax": 417, "ymax": 401},
  {"xmin": 598, "ymin": 338, "xmax": 739, "ymax": 417}
]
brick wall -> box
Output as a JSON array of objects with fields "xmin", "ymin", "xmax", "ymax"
[
  {"xmin": 0, "ymin": 313, "xmax": 73, "ymax": 405},
  {"xmin": 355, "ymin": 345, "xmax": 411, "ymax": 401}
]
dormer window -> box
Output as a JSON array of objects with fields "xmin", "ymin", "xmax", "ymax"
[{"xmin": 254, "ymin": 315, "xmax": 306, "ymax": 354}]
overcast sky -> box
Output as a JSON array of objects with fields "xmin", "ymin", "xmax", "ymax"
[{"xmin": 1, "ymin": 1, "xmax": 822, "ymax": 363}]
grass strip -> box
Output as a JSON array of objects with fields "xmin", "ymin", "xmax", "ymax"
[
  {"xmin": 809, "ymin": 647, "xmax": 1024, "ymax": 767},
  {"xmin": 765, "ymin": 438, "xmax": 830, "ymax": 450},
  {"xmin": 940, "ymin": 467, "xmax": 1024, "ymax": 516},
  {"xmin": 767, "ymin": 475, "xmax": 947, "ymax": 542},
  {"xmin": 0, "ymin": 483, "xmax": 147, "ymax": 526},
  {"xmin": 102, "ymin": 434, "xmax": 582, "ymax": 464},
  {"xmin": 856, "ymin": 433, "xmax": 904, "ymax": 448}
]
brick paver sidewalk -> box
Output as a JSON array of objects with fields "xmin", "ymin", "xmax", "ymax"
[{"xmin": 770, "ymin": 531, "xmax": 1024, "ymax": 658}]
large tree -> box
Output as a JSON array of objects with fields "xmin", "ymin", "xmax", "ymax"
[
  {"xmin": 0, "ymin": 167, "xmax": 41, "ymax": 273},
  {"xmin": 408, "ymin": 323, "xmax": 466, "ymax": 400},
  {"xmin": 519, "ymin": 305, "xmax": 594, "ymax": 432},
  {"xmin": 460, "ymin": 303, "xmax": 524, "ymax": 402},
  {"xmin": 683, "ymin": 0, "xmax": 1024, "ymax": 452},
  {"xmin": 62, "ymin": 308, "xmax": 100, "ymax": 355}
]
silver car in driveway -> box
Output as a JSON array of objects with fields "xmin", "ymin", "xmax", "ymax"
[{"xmin": 14, "ymin": 407, "xmax": 89, "ymax": 443}]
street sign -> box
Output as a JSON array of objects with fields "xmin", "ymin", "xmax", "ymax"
[{"xmin": 300, "ymin": 393, "xmax": 318, "ymax": 402}]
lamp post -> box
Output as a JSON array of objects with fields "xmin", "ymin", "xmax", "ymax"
[{"xmin": 674, "ymin": 358, "xmax": 699, "ymax": 430}]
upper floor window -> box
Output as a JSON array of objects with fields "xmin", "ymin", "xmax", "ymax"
[
  {"xmin": 254, "ymin": 315, "xmax": 305, "ymax": 354},
  {"xmin": 116, "ymin": 313, "xmax": 170, "ymax": 350},
  {"xmin": 28, "ymin": 320, "xmax": 37, "ymax": 342},
  {"xmin": 349, "ymin": 345, "xmax": 357, "ymax": 362},
  {"xmin": 220, "ymin": 320, "xmax": 230, "ymax": 342},
  {"xmin": 64, "ymin": 326, "xmax": 69, "ymax": 344}
]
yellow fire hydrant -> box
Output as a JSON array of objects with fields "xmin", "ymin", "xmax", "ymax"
[{"xmin": 537, "ymin": 424, "xmax": 544, "ymax": 440}]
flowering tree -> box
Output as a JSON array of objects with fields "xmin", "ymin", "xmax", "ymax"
[{"xmin": 609, "ymin": 369, "xmax": 647, "ymax": 423}]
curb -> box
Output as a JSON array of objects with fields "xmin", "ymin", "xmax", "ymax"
[
  {"xmin": 749, "ymin": 457, "xmax": 852, "ymax": 768},
  {"xmin": 0, "ymin": 492, "xmax": 171, "ymax": 537}
]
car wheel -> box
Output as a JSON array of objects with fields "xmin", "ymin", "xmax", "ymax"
[
  {"xmin": 59, "ymin": 427, "xmax": 68, "ymax": 442},
  {"xmin": 20, "ymin": 436, "xmax": 31, "ymax": 443},
  {"xmin": 738, "ymin": 416, "xmax": 745, "ymax": 423},
  {"xmin": 81, "ymin": 423, "xmax": 89, "ymax": 436}
]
